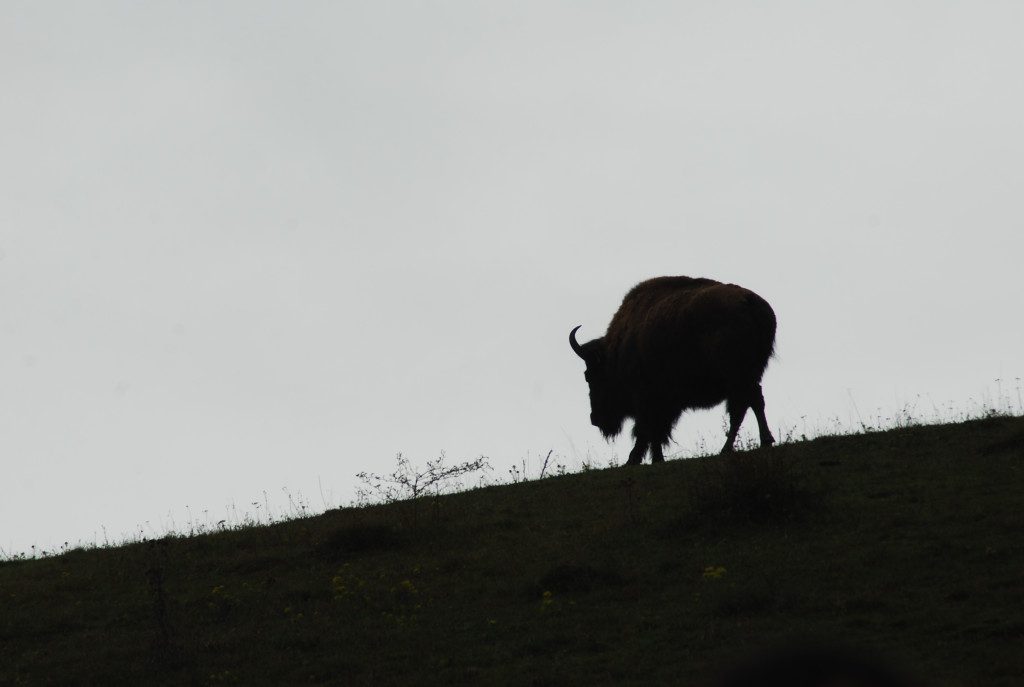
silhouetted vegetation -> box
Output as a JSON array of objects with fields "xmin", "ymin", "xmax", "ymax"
[{"xmin": 2, "ymin": 416, "xmax": 1024, "ymax": 685}]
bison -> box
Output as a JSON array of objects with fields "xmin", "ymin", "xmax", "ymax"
[{"xmin": 569, "ymin": 276, "xmax": 777, "ymax": 464}]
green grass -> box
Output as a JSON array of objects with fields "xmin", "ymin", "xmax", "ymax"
[{"xmin": 3, "ymin": 416, "xmax": 1024, "ymax": 685}]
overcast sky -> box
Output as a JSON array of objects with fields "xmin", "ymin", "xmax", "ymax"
[{"xmin": 3, "ymin": 2, "xmax": 1022, "ymax": 554}]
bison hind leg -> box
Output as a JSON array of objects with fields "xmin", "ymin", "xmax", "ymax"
[
  {"xmin": 721, "ymin": 396, "xmax": 749, "ymax": 454},
  {"xmin": 751, "ymin": 384, "xmax": 775, "ymax": 448},
  {"xmin": 722, "ymin": 384, "xmax": 775, "ymax": 453}
]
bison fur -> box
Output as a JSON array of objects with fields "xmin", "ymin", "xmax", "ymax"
[{"xmin": 570, "ymin": 276, "xmax": 777, "ymax": 464}]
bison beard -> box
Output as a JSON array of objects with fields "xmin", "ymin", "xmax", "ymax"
[{"xmin": 570, "ymin": 276, "xmax": 777, "ymax": 464}]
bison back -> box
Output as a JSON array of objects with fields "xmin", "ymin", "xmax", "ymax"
[{"xmin": 605, "ymin": 277, "xmax": 776, "ymax": 391}]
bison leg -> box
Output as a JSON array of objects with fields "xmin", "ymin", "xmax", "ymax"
[
  {"xmin": 721, "ymin": 396, "xmax": 749, "ymax": 454},
  {"xmin": 722, "ymin": 385, "xmax": 775, "ymax": 453},
  {"xmin": 751, "ymin": 384, "xmax": 775, "ymax": 448},
  {"xmin": 626, "ymin": 438, "xmax": 649, "ymax": 465},
  {"xmin": 629, "ymin": 419, "xmax": 668, "ymax": 464}
]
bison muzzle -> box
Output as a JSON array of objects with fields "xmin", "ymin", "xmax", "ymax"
[{"xmin": 570, "ymin": 276, "xmax": 777, "ymax": 464}]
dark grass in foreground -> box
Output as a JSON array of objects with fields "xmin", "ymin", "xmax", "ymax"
[{"xmin": 2, "ymin": 417, "xmax": 1024, "ymax": 686}]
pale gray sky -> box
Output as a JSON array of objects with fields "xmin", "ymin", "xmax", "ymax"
[{"xmin": 3, "ymin": 2, "xmax": 1022, "ymax": 553}]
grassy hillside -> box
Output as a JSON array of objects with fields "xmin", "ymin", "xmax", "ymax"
[{"xmin": 3, "ymin": 416, "xmax": 1024, "ymax": 686}]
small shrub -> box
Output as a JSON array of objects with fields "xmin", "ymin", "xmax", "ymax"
[
  {"xmin": 356, "ymin": 453, "xmax": 491, "ymax": 505},
  {"xmin": 356, "ymin": 453, "xmax": 491, "ymax": 526}
]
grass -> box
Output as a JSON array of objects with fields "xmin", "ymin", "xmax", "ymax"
[{"xmin": 2, "ymin": 415, "xmax": 1024, "ymax": 685}]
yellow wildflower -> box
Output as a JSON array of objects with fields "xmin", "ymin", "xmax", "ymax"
[{"xmin": 702, "ymin": 566, "xmax": 727, "ymax": 580}]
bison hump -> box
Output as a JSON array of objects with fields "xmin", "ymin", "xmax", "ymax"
[{"xmin": 604, "ymin": 276, "xmax": 775, "ymax": 365}]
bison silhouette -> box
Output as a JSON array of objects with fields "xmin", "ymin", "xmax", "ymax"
[{"xmin": 570, "ymin": 276, "xmax": 777, "ymax": 464}]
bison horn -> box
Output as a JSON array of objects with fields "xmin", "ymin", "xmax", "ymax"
[{"xmin": 569, "ymin": 325, "xmax": 586, "ymax": 360}]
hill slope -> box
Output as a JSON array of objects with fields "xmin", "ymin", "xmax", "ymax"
[{"xmin": 3, "ymin": 417, "xmax": 1024, "ymax": 686}]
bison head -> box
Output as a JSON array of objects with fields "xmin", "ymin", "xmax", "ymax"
[{"xmin": 569, "ymin": 325, "xmax": 626, "ymax": 439}]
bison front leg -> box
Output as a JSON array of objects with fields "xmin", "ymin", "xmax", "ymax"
[
  {"xmin": 626, "ymin": 437, "xmax": 649, "ymax": 465},
  {"xmin": 628, "ymin": 419, "xmax": 667, "ymax": 465},
  {"xmin": 628, "ymin": 440, "xmax": 664, "ymax": 464}
]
